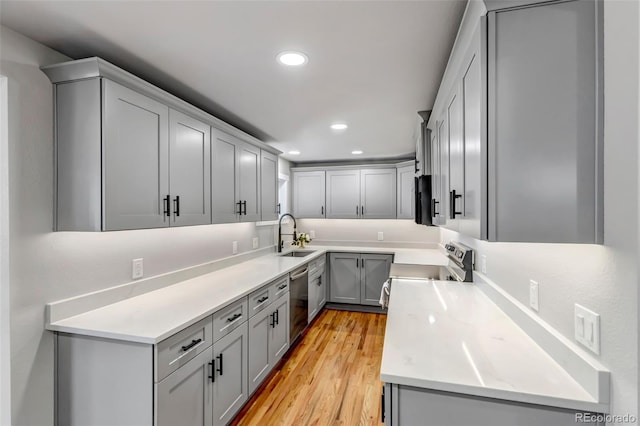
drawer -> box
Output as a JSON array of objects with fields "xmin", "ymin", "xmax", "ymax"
[
  {"xmin": 248, "ymin": 285, "xmax": 271, "ymax": 317},
  {"xmin": 271, "ymin": 275, "xmax": 289, "ymax": 299},
  {"xmin": 155, "ymin": 316, "xmax": 213, "ymax": 382},
  {"xmin": 213, "ymin": 297, "xmax": 249, "ymax": 342}
]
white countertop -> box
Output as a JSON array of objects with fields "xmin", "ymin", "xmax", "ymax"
[
  {"xmin": 47, "ymin": 246, "xmax": 446, "ymax": 344},
  {"xmin": 380, "ymin": 279, "xmax": 606, "ymax": 413}
]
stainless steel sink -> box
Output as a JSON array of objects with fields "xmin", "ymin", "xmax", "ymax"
[{"xmin": 279, "ymin": 250, "xmax": 316, "ymax": 258}]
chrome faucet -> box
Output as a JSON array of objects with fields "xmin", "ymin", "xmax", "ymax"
[{"xmin": 278, "ymin": 213, "xmax": 297, "ymax": 252}]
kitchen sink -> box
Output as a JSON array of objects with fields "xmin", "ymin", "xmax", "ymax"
[{"xmin": 279, "ymin": 250, "xmax": 316, "ymax": 258}]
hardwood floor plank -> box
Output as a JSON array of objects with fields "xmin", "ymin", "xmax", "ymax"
[{"xmin": 231, "ymin": 309, "xmax": 386, "ymax": 426}]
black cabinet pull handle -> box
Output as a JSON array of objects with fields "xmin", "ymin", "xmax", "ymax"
[
  {"xmin": 163, "ymin": 195, "xmax": 170, "ymax": 218},
  {"xmin": 275, "ymin": 308, "xmax": 279, "ymax": 325},
  {"xmin": 216, "ymin": 354, "xmax": 223, "ymax": 375},
  {"xmin": 181, "ymin": 338, "xmax": 202, "ymax": 352},
  {"xmin": 449, "ymin": 190, "xmax": 462, "ymax": 219},
  {"xmin": 226, "ymin": 313, "xmax": 242, "ymax": 323},
  {"xmin": 270, "ymin": 312, "xmax": 275, "ymax": 328},
  {"xmin": 356, "ymin": 258, "xmax": 359, "ymax": 268},
  {"xmin": 209, "ymin": 360, "xmax": 215, "ymax": 382},
  {"xmin": 321, "ymin": 206, "xmax": 324, "ymax": 215},
  {"xmin": 242, "ymin": 200, "xmax": 247, "ymax": 215},
  {"xmin": 277, "ymin": 284, "xmax": 287, "ymax": 290},
  {"xmin": 173, "ymin": 195, "xmax": 180, "ymax": 218},
  {"xmin": 381, "ymin": 386, "xmax": 385, "ymax": 423},
  {"xmin": 277, "ymin": 203, "xmax": 281, "ymax": 214},
  {"xmin": 258, "ymin": 296, "xmax": 269, "ymax": 304},
  {"xmin": 361, "ymin": 206, "xmax": 364, "ymax": 216},
  {"xmin": 431, "ymin": 199, "xmax": 440, "ymax": 217},
  {"xmin": 356, "ymin": 205, "xmax": 359, "ymax": 216},
  {"xmin": 362, "ymin": 259, "xmax": 365, "ymax": 269},
  {"xmin": 236, "ymin": 201, "xmax": 242, "ymax": 215},
  {"xmin": 318, "ymin": 276, "xmax": 322, "ymax": 285}
]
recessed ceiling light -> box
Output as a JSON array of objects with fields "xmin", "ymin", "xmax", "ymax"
[
  {"xmin": 331, "ymin": 123, "xmax": 348, "ymax": 130},
  {"xmin": 352, "ymin": 150, "xmax": 363, "ymax": 155},
  {"xmin": 277, "ymin": 51, "xmax": 308, "ymax": 66},
  {"xmin": 288, "ymin": 150, "xmax": 301, "ymax": 155}
]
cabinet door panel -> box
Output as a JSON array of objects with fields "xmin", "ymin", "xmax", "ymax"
[
  {"xmin": 260, "ymin": 150, "xmax": 278, "ymax": 221},
  {"xmin": 169, "ymin": 109, "xmax": 211, "ymax": 227},
  {"xmin": 361, "ymin": 254, "xmax": 392, "ymax": 306},
  {"xmin": 329, "ymin": 253, "xmax": 361, "ymax": 304},
  {"xmin": 361, "ymin": 169, "xmax": 396, "ymax": 219},
  {"xmin": 446, "ymin": 87, "xmax": 463, "ymax": 232},
  {"xmin": 213, "ymin": 323, "xmax": 248, "ymax": 426},
  {"xmin": 270, "ymin": 293, "xmax": 290, "ymax": 363},
  {"xmin": 326, "ymin": 169, "xmax": 360, "ymax": 219},
  {"xmin": 438, "ymin": 116, "xmax": 449, "ymax": 225},
  {"xmin": 211, "ymin": 131, "xmax": 239, "ymax": 223},
  {"xmin": 239, "ymin": 143, "xmax": 261, "ymax": 222},
  {"xmin": 431, "ymin": 128, "xmax": 442, "ymax": 225},
  {"xmin": 292, "ymin": 171, "xmax": 325, "ymax": 218},
  {"xmin": 308, "ymin": 274, "xmax": 319, "ymax": 322},
  {"xmin": 248, "ymin": 307, "xmax": 271, "ymax": 395},
  {"xmin": 103, "ymin": 80, "xmax": 169, "ymax": 230},
  {"xmin": 318, "ymin": 272, "xmax": 327, "ymax": 309},
  {"xmin": 396, "ymin": 165, "xmax": 415, "ymax": 220},
  {"xmin": 155, "ymin": 347, "xmax": 213, "ymax": 426}
]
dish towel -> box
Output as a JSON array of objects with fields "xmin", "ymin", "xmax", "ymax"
[{"xmin": 379, "ymin": 279, "xmax": 391, "ymax": 309}]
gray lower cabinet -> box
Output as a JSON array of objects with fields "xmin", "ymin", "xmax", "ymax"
[
  {"xmin": 156, "ymin": 347, "xmax": 213, "ymax": 426},
  {"xmin": 383, "ymin": 383, "xmax": 603, "ymax": 426},
  {"xmin": 329, "ymin": 252, "xmax": 392, "ymax": 306},
  {"xmin": 292, "ymin": 170, "xmax": 326, "ymax": 218},
  {"xmin": 212, "ymin": 323, "xmax": 248, "ymax": 426},
  {"xmin": 308, "ymin": 259, "xmax": 326, "ymax": 323},
  {"xmin": 248, "ymin": 292, "xmax": 290, "ymax": 395}
]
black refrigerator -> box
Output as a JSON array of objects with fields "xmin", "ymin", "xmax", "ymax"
[{"xmin": 414, "ymin": 175, "xmax": 434, "ymax": 226}]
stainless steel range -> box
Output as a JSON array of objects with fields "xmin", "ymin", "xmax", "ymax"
[{"xmin": 389, "ymin": 241, "xmax": 475, "ymax": 283}]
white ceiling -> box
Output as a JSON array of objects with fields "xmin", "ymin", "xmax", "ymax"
[{"xmin": 0, "ymin": 0, "xmax": 466, "ymax": 162}]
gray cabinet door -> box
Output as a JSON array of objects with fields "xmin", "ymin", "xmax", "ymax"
[
  {"xmin": 292, "ymin": 171, "xmax": 325, "ymax": 218},
  {"xmin": 487, "ymin": 0, "xmax": 602, "ymax": 243},
  {"xmin": 269, "ymin": 293, "xmax": 290, "ymax": 363},
  {"xmin": 445, "ymin": 86, "xmax": 463, "ymax": 232},
  {"xmin": 212, "ymin": 322, "xmax": 248, "ymax": 426},
  {"xmin": 396, "ymin": 165, "xmax": 415, "ymax": 219},
  {"xmin": 260, "ymin": 150, "xmax": 279, "ymax": 221},
  {"xmin": 308, "ymin": 274, "xmax": 320, "ymax": 322},
  {"xmin": 326, "ymin": 169, "xmax": 360, "ymax": 219},
  {"xmin": 361, "ymin": 168, "xmax": 397, "ymax": 219},
  {"xmin": 430, "ymin": 127, "xmax": 442, "ymax": 225},
  {"xmin": 211, "ymin": 130, "xmax": 240, "ymax": 223},
  {"xmin": 329, "ymin": 253, "xmax": 361, "ymax": 304},
  {"xmin": 103, "ymin": 79, "xmax": 170, "ymax": 230},
  {"xmin": 318, "ymin": 272, "xmax": 327, "ymax": 309},
  {"xmin": 156, "ymin": 346, "xmax": 213, "ymax": 426},
  {"xmin": 169, "ymin": 109, "xmax": 211, "ymax": 227},
  {"xmin": 360, "ymin": 254, "xmax": 392, "ymax": 306},
  {"xmin": 438, "ymin": 115, "xmax": 449, "ymax": 226},
  {"xmin": 248, "ymin": 306, "xmax": 271, "ymax": 396},
  {"xmin": 238, "ymin": 142, "xmax": 261, "ymax": 222},
  {"xmin": 458, "ymin": 22, "xmax": 484, "ymax": 240}
]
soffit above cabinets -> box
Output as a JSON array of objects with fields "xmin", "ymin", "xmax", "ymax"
[{"xmin": 0, "ymin": 0, "xmax": 466, "ymax": 162}]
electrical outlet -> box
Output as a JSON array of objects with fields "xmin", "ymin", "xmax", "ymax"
[
  {"xmin": 132, "ymin": 258, "xmax": 144, "ymax": 280},
  {"xmin": 252, "ymin": 237, "xmax": 259, "ymax": 249},
  {"xmin": 310, "ymin": 230, "xmax": 316, "ymax": 239},
  {"xmin": 481, "ymin": 255, "xmax": 487, "ymax": 274},
  {"xmin": 377, "ymin": 232, "xmax": 384, "ymax": 241},
  {"xmin": 232, "ymin": 241, "xmax": 238, "ymax": 254},
  {"xmin": 575, "ymin": 304, "xmax": 600, "ymax": 354},
  {"xmin": 529, "ymin": 280, "xmax": 539, "ymax": 311}
]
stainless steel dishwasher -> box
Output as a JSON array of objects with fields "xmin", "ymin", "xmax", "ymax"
[{"xmin": 289, "ymin": 264, "xmax": 309, "ymax": 343}]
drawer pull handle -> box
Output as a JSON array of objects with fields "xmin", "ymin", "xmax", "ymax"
[
  {"xmin": 270, "ymin": 312, "xmax": 275, "ymax": 328},
  {"xmin": 258, "ymin": 296, "xmax": 269, "ymax": 304},
  {"xmin": 216, "ymin": 353, "xmax": 224, "ymax": 375},
  {"xmin": 277, "ymin": 284, "xmax": 287, "ymax": 290},
  {"xmin": 209, "ymin": 360, "xmax": 215, "ymax": 382},
  {"xmin": 181, "ymin": 338, "xmax": 202, "ymax": 352},
  {"xmin": 226, "ymin": 313, "xmax": 242, "ymax": 323}
]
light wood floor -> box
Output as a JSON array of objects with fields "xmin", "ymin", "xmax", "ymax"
[{"xmin": 231, "ymin": 309, "xmax": 387, "ymax": 426}]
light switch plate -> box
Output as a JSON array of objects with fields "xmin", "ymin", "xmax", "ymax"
[
  {"xmin": 132, "ymin": 258, "xmax": 143, "ymax": 280},
  {"xmin": 377, "ymin": 232, "xmax": 384, "ymax": 241},
  {"xmin": 232, "ymin": 241, "xmax": 238, "ymax": 254},
  {"xmin": 575, "ymin": 304, "xmax": 600, "ymax": 354},
  {"xmin": 529, "ymin": 280, "xmax": 539, "ymax": 311},
  {"xmin": 310, "ymin": 230, "xmax": 316, "ymax": 239},
  {"xmin": 252, "ymin": 237, "xmax": 259, "ymax": 249}
]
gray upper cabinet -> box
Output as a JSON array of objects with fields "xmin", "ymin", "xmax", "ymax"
[
  {"xmin": 430, "ymin": 129, "xmax": 443, "ymax": 225},
  {"xmin": 169, "ymin": 109, "xmax": 212, "ymax": 227},
  {"xmin": 212, "ymin": 322, "xmax": 248, "ymax": 426},
  {"xmin": 360, "ymin": 254, "xmax": 392, "ymax": 306},
  {"xmin": 260, "ymin": 150, "xmax": 279, "ymax": 221},
  {"xmin": 437, "ymin": 111, "xmax": 450, "ymax": 228},
  {"xmin": 211, "ymin": 130, "xmax": 262, "ymax": 223},
  {"xmin": 326, "ymin": 169, "xmax": 361, "ymax": 219},
  {"xmin": 292, "ymin": 170, "xmax": 326, "ymax": 218},
  {"xmin": 487, "ymin": 0, "xmax": 602, "ymax": 243},
  {"xmin": 329, "ymin": 253, "xmax": 361, "ymax": 304},
  {"xmin": 445, "ymin": 86, "xmax": 463, "ymax": 232},
  {"xmin": 361, "ymin": 169, "xmax": 396, "ymax": 219},
  {"xmin": 396, "ymin": 164, "xmax": 415, "ymax": 220}
]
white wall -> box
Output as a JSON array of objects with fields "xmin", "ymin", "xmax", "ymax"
[
  {"xmin": 0, "ymin": 25, "xmax": 276, "ymax": 426},
  {"xmin": 441, "ymin": 1, "xmax": 639, "ymax": 422},
  {"xmin": 299, "ymin": 219, "xmax": 440, "ymax": 247}
]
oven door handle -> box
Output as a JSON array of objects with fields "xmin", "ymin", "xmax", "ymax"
[{"xmin": 290, "ymin": 268, "xmax": 309, "ymax": 281}]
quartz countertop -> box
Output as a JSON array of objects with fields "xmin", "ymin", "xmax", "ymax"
[
  {"xmin": 47, "ymin": 245, "xmax": 446, "ymax": 344},
  {"xmin": 380, "ymin": 279, "xmax": 607, "ymax": 413}
]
